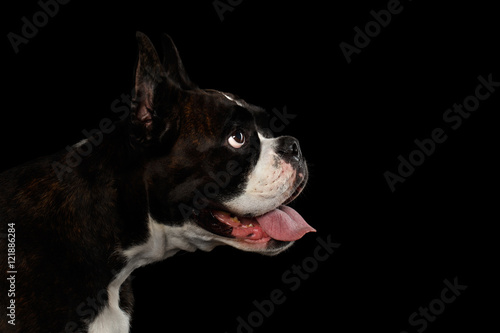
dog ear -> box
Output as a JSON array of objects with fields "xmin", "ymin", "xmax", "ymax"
[
  {"xmin": 161, "ymin": 33, "xmax": 197, "ymax": 90},
  {"xmin": 132, "ymin": 32, "xmax": 177, "ymax": 145}
]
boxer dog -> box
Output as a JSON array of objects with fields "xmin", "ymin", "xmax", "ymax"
[{"xmin": 0, "ymin": 32, "xmax": 314, "ymax": 332}]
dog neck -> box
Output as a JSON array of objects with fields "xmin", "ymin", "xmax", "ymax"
[
  {"xmin": 87, "ymin": 215, "xmax": 219, "ymax": 333},
  {"xmin": 123, "ymin": 215, "xmax": 220, "ymax": 267}
]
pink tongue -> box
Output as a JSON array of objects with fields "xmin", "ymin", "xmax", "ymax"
[{"xmin": 256, "ymin": 206, "xmax": 316, "ymax": 241}]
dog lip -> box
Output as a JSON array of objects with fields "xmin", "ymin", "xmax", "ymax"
[{"xmin": 282, "ymin": 171, "xmax": 308, "ymax": 206}]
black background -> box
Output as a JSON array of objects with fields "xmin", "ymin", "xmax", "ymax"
[{"xmin": 2, "ymin": 0, "xmax": 498, "ymax": 332}]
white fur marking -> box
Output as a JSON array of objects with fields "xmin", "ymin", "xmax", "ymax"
[
  {"xmin": 87, "ymin": 301, "xmax": 130, "ymax": 333},
  {"xmin": 87, "ymin": 216, "xmax": 225, "ymax": 332},
  {"xmin": 224, "ymin": 134, "xmax": 294, "ymax": 216},
  {"xmin": 73, "ymin": 138, "xmax": 90, "ymax": 149},
  {"xmin": 87, "ymin": 265, "xmax": 132, "ymax": 333},
  {"xmin": 88, "ymin": 211, "xmax": 289, "ymax": 332},
  {"xmin": 221, "ymin": 92, "xmax": 244, "ymax": 107}
]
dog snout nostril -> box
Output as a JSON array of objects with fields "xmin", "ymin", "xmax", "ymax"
[
  {"xmin": 290, "ymin": 141, "xmax": 299, "ymax": 157},
  {"xmin": 278, "ymin": 136, "xmax": 302, "ymax": 161}
]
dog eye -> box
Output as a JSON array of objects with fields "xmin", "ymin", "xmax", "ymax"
[{"xmin": 228, "ymin": 131, "xmax": 246, "ymax": 148}]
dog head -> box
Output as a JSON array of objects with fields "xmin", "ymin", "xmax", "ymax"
[{"xmin": 131, "ymin": 33, "xmax": 314, "ymax": 255}]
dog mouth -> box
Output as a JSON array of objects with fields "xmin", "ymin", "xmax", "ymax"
[
  {"xmin": 210, "ymin": 205, "xmax": 314, "ymax": 243},
  {"xmin": 195, "ymin": 179, "xmax": 315, "ymax": 244}
]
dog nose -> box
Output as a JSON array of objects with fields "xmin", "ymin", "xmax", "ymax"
[{"xmin": 277, "ymin": 136, "xmax": 302, "ymax": 162}]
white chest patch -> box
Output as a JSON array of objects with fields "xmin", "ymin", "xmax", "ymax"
[
  {"xmin": 87, "ymin": 216, "xmax": 221, "ymax": 332},
  {"xmin": 87, "ymin": 303, "xmax": 130, "ymax": 333}
]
